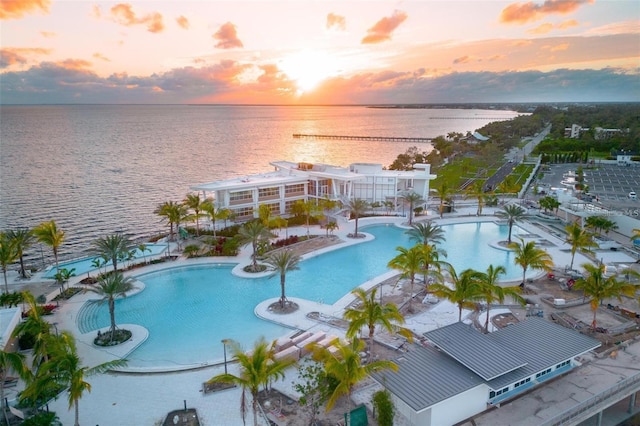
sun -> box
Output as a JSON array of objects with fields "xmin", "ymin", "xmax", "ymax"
[{"xmin": 279, "ymin": 50, "xmax": 340, "ymax": 94}]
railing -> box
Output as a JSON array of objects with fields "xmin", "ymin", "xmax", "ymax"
[{"xmin": 541, "ymin": 372, "xmax": 640, "ymax": 426}]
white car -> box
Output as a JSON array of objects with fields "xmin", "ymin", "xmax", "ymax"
[{"xmin": 629, "ymin": 191, "xmax": 637, "ymax": 200}]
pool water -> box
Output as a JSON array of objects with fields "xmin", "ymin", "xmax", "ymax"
[
  {"xmin": 77, "ymin": 222, "xmax": 527, "ymax": 370},
  {"xmin": 44, "ymin": 243, "xmax": 167, "ymax": 278}
]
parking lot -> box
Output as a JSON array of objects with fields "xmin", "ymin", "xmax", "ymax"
[{"xmin": 535, "ymin": 163, "xmax": 640, "ymax": 211}]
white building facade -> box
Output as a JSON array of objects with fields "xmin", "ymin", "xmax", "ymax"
[{"xmin": 191, "ymin": 160, "xmax": 436, "ymax": 222}]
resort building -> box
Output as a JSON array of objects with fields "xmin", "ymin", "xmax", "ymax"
[
  {"xmin": 191, "ymin": 160, "xmax": 436, "ymax": 222},
  {"xmin": 373, "ymin": 318, "xmax": 600, "ymax": 426}
]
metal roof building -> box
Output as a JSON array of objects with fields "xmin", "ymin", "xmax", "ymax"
[{"xmin": 373, "ymin": 318, "xmax": 600, "ymax": 426}]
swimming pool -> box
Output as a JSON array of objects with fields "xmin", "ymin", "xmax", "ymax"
[
  {"xmin": 77, "ymin": 222, "xmax": 529, "ymax": 370},
  {"xmin": 44, "ymin": 243, "xmax": 167, "ymax": 278}
]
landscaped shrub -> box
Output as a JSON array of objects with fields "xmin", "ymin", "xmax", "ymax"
[{"xmin": 271, "ymin": 235, "xmax": 300, "ymax": 248}]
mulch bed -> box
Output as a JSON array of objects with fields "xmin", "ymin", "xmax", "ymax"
[{"xmin": 163, "ymin": 409, "xmax": 200, "ymax": 426}]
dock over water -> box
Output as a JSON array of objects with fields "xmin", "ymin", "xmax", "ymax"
[{"xmin": 292, "ymin": 133, "xmax": 433, "ymax": 143}]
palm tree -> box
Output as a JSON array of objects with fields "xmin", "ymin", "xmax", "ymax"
[
  {"xmin": 387, "ymin": 245, "xmax": 424, "ymax": 313},
  {"xmin": 85, "ymin": 272, "xmax": 135, "ymax": 342},
  {"xmin": 346, "ymin": 198, "xmax": 369, "ymax": 238},
  {"xmin": 154, "ymin": 201, "xmax": 187, "ymax": 242},
  {"xmin": 631, "ymin": 228, "xmax": 640, "ymax": 243},
  {"xmin": 92, "ymin": 233, "xmax": 132, "ymax": 273},
  {"xmin": 137, "ymin": 243, "xmax": 151, "ymax": 265},
  {"xmin": 237, "ymin": 221, "xmax": 271, "ymax": 271},
  {"xmin": 430, "ymin": 265, "xmax": 485, "ymax": 321},
  {"xmin": 565, "ymin": 222, "xmax": 598, "ymax": 270},
  {"xmin": 324, "ymin": 222, "xmax": 338, "ymax": 236},
  {"xmin": 293, "ymin": 200, "xmax": 322, "ymax": 237},
  {"xmin": 401, "ymin": 191, "xmax": 424, "ymax": 225},
  {"xmin": 33, "ymin": 220, "xmax": 65, "ymax": 273},
  {"xmin": 0, "ymin": 350, "xmax": 30, "ymax": 425},
  {"xmin": 24, "ymin": 331, "xmax": 127, "ymax": 426},
  {"xmin": 573, "ymin": 262, "xmax": 638, "ymax": 329},
  {"xmin": 6, "ymin": 228, "xmax": 35, "ymax": 279},
  {"xmin": 309, "ymin": 337, "xmax": 398, "ymax": 417},
  {"xmin": 477, "ymin": 265, "xmax": 525, "ymax": 332},
  {"xmin": 418, "ymin": 243, "xmax": 448, "ymax": 293},
  {"xmin": 0, "ymin": 233, "xmax": 18, "ymax": 294},
  {"xmin": 434, "ymin": 181, "xmax": 452, "ymax": 219},
  {"xmin": 465, "ymin": 179, "xmax": 487, "ymax": 216},
  {"xmin": 263, "ymin": 250, "xmax": 301, "ymax": 308},
  {"xmin": 12, "ymin": 292, "xmax": 52, "ymax": 368},
  {"xmin": 183, "ymin": 193, "xmax": 205, "ymax": 236},
  {"xmin": 206, "ymin": 338, "xmax": 295, "ymax": 426},
  {"xmin": 496, "ymin": 204, "xmax": 527, "ymax": 243},
  {"xmin": 509, "ymin": 238, "xmax": 554, "ymax": 285},
  {"xmin": 343, "ymin": 287, "xmax": 412, "ymax": 360},
  {"xmin": 406, "ymin": 221, "xmax": 445, "ymax": 246}
]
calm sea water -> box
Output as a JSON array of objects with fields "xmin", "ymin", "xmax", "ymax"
[{"xmin": 0, "ymin": 105, "xmax": 520, "ymax": 262}]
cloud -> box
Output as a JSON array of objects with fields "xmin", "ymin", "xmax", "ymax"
[
  {"xmin": 176, "ymin": 15, "xmax": 189, "ymax": 29},
  {"xmin": 40, "ymin": 31, "xmax": 55, "ymax": 38},
  {"xmin": 558, "ymin": 19, "xmax": 579, "ymax": 29},
  {"xmin": 213, "ymin": 22, "xmax": 243, "ymax": 49},
  {"xmin": 110, "ymin": 3, "xmax": 164, "ymax": 33},
  {"xmin": 585, "ymin": 20, "xmax": 640, "ymax": 36},
  {"xmin": 326, "ymin": 13, "xmax": 346, "ymax": 31},
  {"xmin": 55, "ymin": 59, "xmax": 93, "ymax": 70},
  {"xmin": 93, "ymin": 53, "xmax": 110, "ymax": 62},
  {"xmin": 0, "ymin": 0, "xmax": 50, "ymax": 20},
  {"xmin": 528, "ymin": 19, "xmax": 579, "ymax": 34},
  {"xmin": 0, "ymin": 47, "xmax": 51, "ymax": 68},
  {"xmin": 500, "ymin": 0, "xmax": 594, "ymax": 25},
  {"xmin": 361, "ymin": 10, "xmax": 408, "ymax": 44}
]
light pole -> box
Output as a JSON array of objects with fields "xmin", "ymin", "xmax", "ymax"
[{"xmin": 222, "ymin": 339, "xmax": 230, "ymax": 374}]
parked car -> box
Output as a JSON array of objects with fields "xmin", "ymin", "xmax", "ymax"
[{"xmin": 629, "ymin": 191, "xmax": 637, "ymax": 200}]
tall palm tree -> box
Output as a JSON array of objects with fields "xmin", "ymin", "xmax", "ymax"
[
  {"xmin": 430, "ymin": 265, "xmax": 485, "ymax": 321},
  {"xmin": 509, "ymin": 238, "xmax": 554, "ymax": 285},
  {"xmin": 0, "ymin": 350, "xmax": 30, "ymax": 425},
  {"xmin": 33, "ymin": 220, "xmax": 65, "ymax": 273},
  {"xmin": 565, "ymin": 222, "xmax": 598, "ymax": 270},
  {"xmin": 154, "ymin": 201, "xmax": 188, "ymax": 242},
  {"xmin": 573, "ymin": 262, "xmax": 638, "ymax": 329},
  {"xmin": 237, "ymin": 221, "xmax": 271, "ymax": 271},
  {"xmin": 206, "ymin": 338, "xmax": 295, "ymax": 426},
  {"xmin": 0, "ymin": 233, "xmax": 18, "ymax": 294},
  {"xmin": 92, "ymin": 233, "xmax": 132, "ymax": 273},
  {"xmin": 401, "ymin": 191, "xmax": 424, "ymax": 225},
  {"xmin": 477, "ymin": 265, "xmax": 525, "ymax": 332},
  {"xmin": 406, "ymin": 221, "xmax": 445, "ymax": 247},
  {"xmin": 308, "ymin": 338, "xmax": 397, "ymax": 417},
  {"xmin": 387, "ymin": 245, "xmax": 424, "ymax": 313},
  {"xmin": 85, "ymin": 272, "xmax": 135, "ymax": 342},
  {"xmin": 418, "ymin": 243, "xmax": 448, "ymax": 293},
  {"xmin": 465, "ymin": 179, "xmax": 487, "ymax": 216},
  {"xmin": 263, "ymin": 250, "xmax": 301, "ymax": 308},
  {"xmin": 183, "ymin": 193, "xmax": 205, "ymax": 236},
  {"xmin": 6, "ymin": 228, "xmax": 35, "ymax": 279},
  {"xmin": 434, "ymin": 182, "xmax": 451, "ymax": 219},
  {"xmin": 24, "ymin": 331, "xmax": 127, "ymax": 426},
  {"xmin": 496, "ymin": 204, "xmax": 527, "ymax": 243},
  {"xmin": 201, "ymin": 198, "xmax": 221, "ymax": 238},
  {"xmin": 346, "ymin": 198, "xmax": 369, "ymax": 238},
  {"xmin": 343, "ymin": 287, "xmax": 412, "ymax": 360},
  {"xmin": 12, "ymin": 292, "xmax": 52, "ymax": 368}
]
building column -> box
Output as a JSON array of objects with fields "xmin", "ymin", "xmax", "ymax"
[
  {"xmin": 629, "ymin": 391, "xmax": 637, "ymax": 413},
  {"xmin": 595, "ymin": 410, "xmax": 602, "ymax": 426}
]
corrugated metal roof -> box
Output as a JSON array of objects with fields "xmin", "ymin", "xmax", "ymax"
[
  {"xmin": 372, "ymin": 344, "xmax": 485, "ymax": 411},
  {"xmin": 374, "ymin": 318, "xmax": 601, "ymax": 412},
  {"xmin": 424, "ymin": 322, "xmax": 527, "ymax": 381}
]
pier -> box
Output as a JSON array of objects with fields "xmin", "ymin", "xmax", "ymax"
[{"xmin": 292, "ymin": 133, "xmax": 433, "ymax": 143}]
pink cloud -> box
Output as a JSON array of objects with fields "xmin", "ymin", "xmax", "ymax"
[
  {"xmin": 361, "ymin": 10, "xmax": 408, "ymax": 44},
  {"xmin": 500, "ymin": 0, "xmax": 594, "ymax": 24},
  {"xmin": 326, "ymin": 13, "xmax": 346, "ymax": 31},
  {"xmin": 93, "ymin": 53, "xmax": 110, "ymax": 62},
  {"xmin": 528, "ymin": 23, "xmax": 554, "ymax": 34},
  {"xmin": 213, "ymin": 22, "xmax": 243, "ymax": 49},
  {"xmin": 176, "ymin": 15, "xmax": 189, "ymax": 29},
  {"xmin": 40, "ymin": 31, "xmax": 55, "ymax": 38},
  {"xmin": 0, "ymin": 47, "xmax": 51, "ymax": 68},
  {"xmin": 110, "ymin": 3, "xmax": 165, "ymax": 33},
  {"xmin": 0, "ymin": 0, "xmax": 50, "ymax": 20}
]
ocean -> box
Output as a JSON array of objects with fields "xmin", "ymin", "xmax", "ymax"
[{"xmin": 0, "ymin": 105, "xmax": 520, "ymax": 264}]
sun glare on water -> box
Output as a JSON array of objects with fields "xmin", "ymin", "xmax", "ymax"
[{"xmin": 280, "ymin": 50, "xmax": 340, "ymax": 95}]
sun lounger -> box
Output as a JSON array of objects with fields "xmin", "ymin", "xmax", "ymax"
[
  {"xmin": 290, "ymin": 331, "xmax": 313, "ymax": 346},
  {"xmin": 274, "ymin": 345, "xmax": 299, "ymax": 361},
  {"xmin": 266, "ymin": 408, "xmax": 287, "ymax": 426},
  {"xmin": 274, "ymin": 336, "xmax": 294, "ymax": 352},
  {"xmin": 317, "ymin": 335, "xmax": 338, "ymax": 348},
  {"xmin": 297, "ymin": 331, "xmax": 327, "ymax": 356}
]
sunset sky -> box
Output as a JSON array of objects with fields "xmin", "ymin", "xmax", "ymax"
[{"xmin": 1, "ymin": 0, "xmax": 639, "ymax": 104}]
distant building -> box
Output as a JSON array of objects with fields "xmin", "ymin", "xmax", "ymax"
[
  {"xmin": 373, "ymin": 319, "xmax": 600, "ymax": 426},
  {"xmin": 191, "ymin": 160, "xmax": 436, "ymax": 222},
  {"xmin": 466, "ymin": 131, "xmax": 490, "ymax": 145},
  {"xmin": 615, "ymin": 150, "xmax": 636, "ymax": 166},
  {"xmin": 565, "ymin": 124, "xmax": 624, "ymax": 139}
]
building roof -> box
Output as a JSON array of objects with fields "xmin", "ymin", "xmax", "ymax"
[
  {"xmin": 373, "ymin": 318, "xmax": 600, "ymax": 412},
  {"xmin": 191, "ymin": 170, "xmax": 305, "ymax": 192},
  {"xmin": 472, "ymin": 132, "xmax": 490, "ymax": 141},
  {"xmin": 424, "ymin": 322, "xmax": 526, "ymax": 381}
]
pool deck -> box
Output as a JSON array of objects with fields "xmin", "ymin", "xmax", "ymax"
[{"xmin": 3, "ymin": 204, "xmax": 639, "ymax": 425}]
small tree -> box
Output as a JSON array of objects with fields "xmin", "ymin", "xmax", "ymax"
[
  {"xmin": 293, "ymin": 359, "xmax": 332, "ymax": 425},
  {"xmin": 372, "ymin": 389, "xmax": 395, "ymax": 426}
]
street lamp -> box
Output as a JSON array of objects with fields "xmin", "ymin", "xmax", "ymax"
[{"xmin": 222, "ymin": 339, "xmax": 230, "ymax": 374}]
